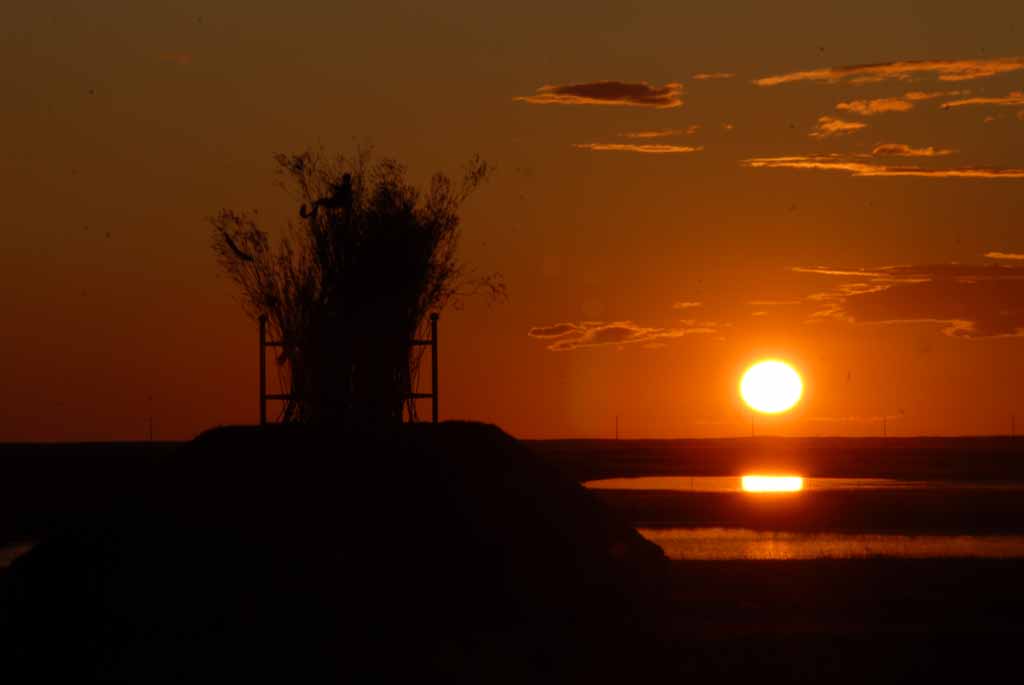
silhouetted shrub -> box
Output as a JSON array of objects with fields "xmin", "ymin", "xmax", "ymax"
[{"xmin": 211, "ymin": 148, "xmax": 503, "ymax": 429}]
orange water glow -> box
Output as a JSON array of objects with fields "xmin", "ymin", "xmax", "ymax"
[{"xmin": 741, "ymin": 475, "xmax": 804, "ymax": 492}]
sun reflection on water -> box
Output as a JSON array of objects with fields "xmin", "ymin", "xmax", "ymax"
[{"xmin": 741, "ymin": 475, "xmax": 804, "ymax": 492}]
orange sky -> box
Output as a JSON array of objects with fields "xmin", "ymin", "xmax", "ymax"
[{"xmin": 3, "ymin": 1, "xmax": 1024, "ymax": 441}]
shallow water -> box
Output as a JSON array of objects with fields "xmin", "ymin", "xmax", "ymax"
[
  {"xmin": 640, "ymin": 527, "xmax": 1024, "ymax": 560},
  {"xmin": 586, "ymin": 475, "xmax": 1024, "ymax": 493}
]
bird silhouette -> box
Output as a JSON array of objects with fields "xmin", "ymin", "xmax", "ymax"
[{"xmin": 300, "ymin": 173, "xmax": 353, "ymax": 219}]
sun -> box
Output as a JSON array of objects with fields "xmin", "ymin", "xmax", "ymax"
[{"xmin": 740, "ymin": 360, "xmax": 803, "ymax": 414}]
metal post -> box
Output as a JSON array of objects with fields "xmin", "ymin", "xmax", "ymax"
[
  {"xmin": 430, "ymin": 313, "xmax": 439, "ymax": 424},
  {"xmin": 259, "ymin": 315, "xmax": 267, "ymax": 426}
]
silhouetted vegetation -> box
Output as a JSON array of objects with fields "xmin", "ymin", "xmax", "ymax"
[{"xmin": 210, "ymin": 149, "xmax": 503, "ymax": 429}]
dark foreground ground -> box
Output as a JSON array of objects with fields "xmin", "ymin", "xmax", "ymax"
[
  {"xmin": 2, "ymin": 431, "xmax": 1024, "ymax": 681},
  {"xmin": 657, "ymin": 556, "xmax": 1024, "ymax": 680}
]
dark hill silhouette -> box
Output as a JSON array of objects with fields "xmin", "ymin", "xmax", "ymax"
[{"xmin": 2, "ymin": 422, "xmax": 667, "ymax": 682}]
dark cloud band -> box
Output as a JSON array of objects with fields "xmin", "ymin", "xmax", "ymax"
[
  {"xmin": 516, "ymin": 81, "xmax": 684, "ymax": 108},
  {"xmin": 528, "ymin": 320, "xmax": 714, "ymax": 351}
]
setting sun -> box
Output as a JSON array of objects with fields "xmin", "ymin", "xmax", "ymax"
[
  {"xmin": 740, "ymin": 360, "xmax": 803, "ymax": 414},
  {"xmin": 741, "ymin": 475, "xmax": 805, "ymax": 492}
]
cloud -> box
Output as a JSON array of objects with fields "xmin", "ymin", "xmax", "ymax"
[
  {"xmin": 573, "ymin": 143, "xmax": 703, "ymax": 154},
  {"xmin": 620, "ymin": 129, "xmax": 685, "ymax": 139},
  {"xmin": 836, "ymin": 90, "xmax": 966, "ymax": 116},
  {"xmin": 742, "ymin": 155, "xmax": 1024, "ymax": 179},
  {"xmin": 940, "ymin": 91, "xmax": 1024, "ymax": 109},
  {"xmin": 809, "ymin": 116, "xmax": 867, "ymax": 138},
  {"xmin": 796, "ymin": 263, "xmax": 1024, "ymax": 338},
  {"xmin": 872, "ymin": 143, "xmax": 956, "ymax": 157},
  {"xmin": 794, "ymin": 266, "xmax": 887, "ymax": 277},
  {"xmin": 693, "ymin": 72, "xmax": 735, "ymax": 80},
  {"xmin": 516, "ymin": 81, "xmax": 684, "ymax": 108},
  {"xmin": 527, "ymin": 323, "xmax": 579, "ymax": 338},
  {"xmin": 754, "ymin": 57, "xmax": 1024, "ymax": 86},
  {"xmin": 749, "ymin": 300, "xmax": 802, "ymax": 305},
  {"xmin": 619, "ymin": 126, "xmax": 699, "ymax": 139},
  {"xmin": 528, "ymin": 320, "xmax": 715, "ymax": 351},
  {"xmin": 672, "ymin": 301, "xmax": 702, "ymax": 309},
  {"xmin": 985, "ymin": 252, "xmax": 1024, "ymax": 260},
  {"xmin": 903, "ymin": 90, "xmax": 967, "ymax": 101},
  {"xmin": 837, "ymin": 97, "xmax": 913, "ymax": 115}
]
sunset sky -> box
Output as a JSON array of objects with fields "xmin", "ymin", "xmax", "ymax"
[{"xmin": 3, "ymin": 1, "xmax": 1024, "ymax": 441}]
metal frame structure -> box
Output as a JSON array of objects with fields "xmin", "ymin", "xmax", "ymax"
[{"xmin": 258, "ymin": 313, "xmax": 439, "ymax": 426}]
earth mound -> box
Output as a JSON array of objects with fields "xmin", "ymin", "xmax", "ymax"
[{"xmin": 3, "ymin": 422, "xmax": 667, "ymax": 681}]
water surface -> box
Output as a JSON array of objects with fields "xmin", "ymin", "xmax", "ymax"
[
  {"xmin": 586, "ymin": 476, "xmax": 1024, "ymax": 493},
  {"xmin": 641, "ymin": 527, "xmax": 1024, "ymax": 560}
]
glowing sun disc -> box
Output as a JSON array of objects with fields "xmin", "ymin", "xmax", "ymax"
[
  {"xmin": 741, "ymin": 475, "xmax": 804, "ymax": 492},
  {"xmin": 740, "ymin": 360, "xmax": 803, "ymax": 414}
]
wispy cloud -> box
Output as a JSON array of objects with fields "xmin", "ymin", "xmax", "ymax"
[
  {"xmin": 810, "ymin": 116, "xmax": 867, "ymax": 138},
  {"xmin": 836, "ymin": 90, "xmax": 967, "ymax": 116},
  {"xmin": 527, "ymin": 323, "xmax": 579, "ymax": 338},
  {"xmin": 836, "ymin": 97, "xmax": 913, "ymax": 115},
  {"xmin": 749, "ymin": 300, "xmax": 802, "ymax": 305},
  {"xmin": 754, "ymin": 57, "xmax": 1024, "ymax": 86},
  {"xmin": 528, "ymin": 320, "xmax": 715, "ymax": 351},
  {"xmin": 985, "ymin": 251, "xmax": 1024, "ymax": 260},
  {"xmin": 620, "ymin": 129, "xmax": 685, "ymax": 139},
  {"xmin": 940, "ymin": 91, "xmax": 1024, "ymax": 109},
  {"xmin": 872, "ymin": 143, "xmax": 956, "ymax": 157},
  {"xmin": 904, "ymin": 90, "xmax": 967, "ymax": 101},
  {"xmin": 796, "ymin": 263, "xmax": 1024, "ymax": 338},
  {"xmin": 692, "ymin": 72, "xmax": 735, "ymax": 80},
  {"xmin": 573, "ymin": 143, "xmax": 703, "ymax": 154},
  {"xmin": 794, "ymin": 266, "xmax": 887, "ymax": 277},
  {"xmin": 742, "ymin": 155, "xmax": 1024, "ymax": 179},
  {"xmin": 516, "ymin": 81, "xmax": 684, "ymax": 108},
  {"xmin": 619, "ymin": 125, "xmax": 699, "ymax": 139},
  {"xmin": 672, "ymin": 301, "xmax": 703, "ymax": 309}
]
